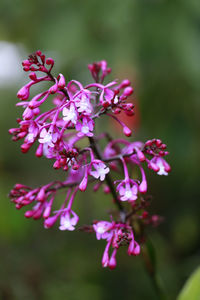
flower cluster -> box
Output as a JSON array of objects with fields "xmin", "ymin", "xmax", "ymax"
[{"xmin": 9, "ymin": 51, "xmax": 171, "ymax": 269}]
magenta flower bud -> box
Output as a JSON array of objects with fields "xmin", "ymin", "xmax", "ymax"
[
  {"xmin": 58, "ymin": 74, "xmax": 66, "ymax": 89},
  {"xmin": 23, "ymin": 107, "xmax": 34, "ymax": 120},
  {"xmin": 14, "ymin": 183, "xmax": 27, "ymax": 190},
  {"xmin": 43, "ymin": 205, "xmax": 52, "ymax": 219},
  {"xmin": 102, "ymin": 101, "xmax": 110, "ymax": 108},
  {"xmin": 103, "ymin": 186, "xmax": 110, "ymax": 194},
  {"xmin": 136, "ymin": 149, "xmax": 146, "ymax": 162},
  {"xmin": 128, "ymin": 240, "xmax": 135, "ymax": 256},
  {"xmin": 148, "ymin": 161, "xmax": 160, "ymax": 172},
  {"xmin": 128, "ymin": 237, "xmax": 140, "ymax": 256},
  {"xmin": 102, "ymin": 251, "xmax": 109, "ymax": 268},
  {"xmin": 133, "ymin": 242, "xmax": 140, "ymax": 256},
  {"xmin": 17, "ymin": 85, "xmax": 30, "ymax": 100},
  {"xmin": 29, "ymin": 72, "xmax": 37, "ymax": 81},
  {"xmin": 123, "ymin": 126, "xmax": 132, "ymax": 137},
  {"xmin": 16, "ymin": 204, "xmax": 23, "ymax": 209},
  {"xmin": 53, "ymin": 160, "xmax": 61, "ymax": 169},
  {"xmin": 159, "ymin": 151, "xmax": 165, "ymax": 156},
  {"xmin": 163, "ymin": 160, "xmax": 171, "ymax": 172},
  {"xmin": 36, "ymin": 50, "xmax": 42, "ymax": 56},
  {"xmin": 139, "ymin": 180, "xmax": 147, "ymax": 194},
  {"xmin": 124, "ymin": 86, "xmax": 133, "ymax": 97},
  {"xmin": 37, "ymin": 188, "xmax": 46, "ymax": 202},
  {"xmin": 44, "ymin": 214, "xmax": 59, "ymax": 229},
  {"xmin": 145, "ymin": 140, "xmax": 153, "ymax": 146},
  {"xmin": 161, "ymin": 144, "xmax": 167, "ymax": 149},
  {"xmin": 18, "ymin": 132, "xmax": 27, "ymax": 139},
  {"xmin": 121, "ymin": 79, "xmax": 131, "ymax": 88},
  {"xmin": 93, "ymin": 183, "xmax": 101, "ymax": 192},
  {"xmin": 41, "ymin": 54, "xmax": 46, "ymax": 64},
  {"xmin": 38, "ymin": 66, "xmax": 46, "ymax": 72},
  {"xmin": 9, "ymin": 128, "xmax": 18, "ymax": 135},
  {"xmin": 46, "ymin": 57, "xmax": 54, "ymax": 65},
  {"xmin": 109, "ymin": 251, "xmax": 117, "ymax": 270},
  {"xmin": 49, "ymin": 83, "xmax": 58, "ymax": 94},
  {"xmin": 142, "ymin": 211, "xmax": 149, "ymax": 219},
  {"xmin": 22, "ymin": 60, "xmax": 31, "ymax": 67},
  {"xmin": 33, "ymin": 107, "xmax": 40, "ymax": 116},
  {"xmin": 24, "ymin": 210, "xmax": 35, "ymax": 218},
  {"xmin": 33, "ymin": 207, "xmax": 43, "ymax": 220},
  {"xmin": 125, "ymin": 110, "xmax": 134, "ymax": 116},
  {"xmin": 35, "ymin": 144, "xmax": 43, "ymax": 157},
  {"xmin": 114, "ymin": 108, "xmax": 121, "ymax": 114},
  {"xmin": 125, "ymin": 103, "xmax": 134, "ymax": 109},
  {"xmin": 23, "ymin": 66, "xmax": 30, "ymax": 72},
  {"xmin": 79, "ymin": 176, "xmax": 88, "ymax": 192},
  {"xmin": 21, "ymin": 143, "xmax": 32, "ymax": 153},
  {"xmin": 63, "ymin": 165, "xmax": 69, "ymax": 171}
]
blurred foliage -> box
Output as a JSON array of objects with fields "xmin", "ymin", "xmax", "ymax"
[
  {"xmin": 177, "ymin": 266, "xmax": 200, "ymax": 300},
  {"xmin": 0, "ymin": 0, "xmax": 200, "ymax": 299}
]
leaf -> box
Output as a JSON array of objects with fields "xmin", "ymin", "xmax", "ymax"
[{"xmin": 177, "ymin": 266, "xmax": 200, "ymax": 300}]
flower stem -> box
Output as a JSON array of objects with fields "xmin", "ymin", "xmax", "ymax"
[
  {"xmin": 142, "ymin": 239, "xmax": 167, "ymax": 300},
  {"xmin": 88, "ymin": 136, "xmax": 126, "ymax": 221}
]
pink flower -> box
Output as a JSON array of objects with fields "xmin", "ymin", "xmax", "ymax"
[
  {"xmin": 116, "ymin": 180, "xmax": 138, "ymax": 202},
  {"xmin": 59, "ymin": 209, "xmax": 79, "ymax": 231},
  {"xmin": 76, "ymin": 117, "xmax": 94, "ymax": 137},
  {"xmin": 17, "ymin": 81, "xmax": 33, "ymax": 100},
  {"xmin": 38, "ymin": 128, "xmax": 58, "ymax": 148},
  {"xmin": 74, "ymin": 90, "xmax": 93, "ymax": 115},
  {"xmin": 93, "ymin": 221, "xmax": 113, "ymax": 240},
  {"xmin": 25, "ymin": 122, "xmax": 39, "ymax": 144},
  {"xmin": 62, "ymin": 103, "xmax": 78, "ymax": 125},
  {"xmin": 89, "ymin": 161, "xmax": 110, "ymax": 181},
  {"xmin": 99, "ymin": 81, "xmax": 116, "ymax": 105},
  {"xmin": 149, "ymin": 157, "xmax": 171, "ymax": 176}
]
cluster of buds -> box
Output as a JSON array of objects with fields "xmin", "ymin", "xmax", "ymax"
[{"xmin": 9, "ymin": 51, "xmax": 171, "ymax": 269}]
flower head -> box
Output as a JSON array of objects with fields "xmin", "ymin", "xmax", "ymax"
[
  {"xmin": 89, "ymin": 161, "xmax": 110, "ymax": 181},
  {"xmin": 62, "ymin": 103, "xmax": 78, "ymax": 125},
  {"xmin": 59, "ymin": 209, "xmax": 79, "ymax": 231},
  {"xmin": 38, "ymin": 128, "xmax": 58, "ymax": 148}
]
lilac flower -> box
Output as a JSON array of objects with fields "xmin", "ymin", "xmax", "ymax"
[
  {"xmin": 25, "ymin": 122, "xmax": 39, "ymax": 144},
  {"xmin": 93, "ymin": 221, "xmax": 140, "ymax": 269},
  {"xmin": 116, "ymin": 180, "xmax": 138, "ymax": 202},
  {"xmin": 38, "ymin": 128, "xmax": 58, "ymax": 148},
  {"xmin": 74, "ymin": 90, "xmax": 93, "ymax": 115},
  {"xmin": 76, "ymin": 117, "xmax": 94, "ymax": 137},
  {"xmin": 62, "ymin": 103, "xmax": 78, "ymax": 125},
  {"xmin": 89, "ymin": 161, "xmax": 110, "ymax": 181},
  {"xmin": 99, "ymin": 81, "xmax": 116, "ymax": 105},
  {"xmin": 59, "ymin": 209, "xmax": 79, "ymax": 231},
  {"xmin": 9, "ymin": 51, "xmax": 171, "ymax": 270},
  {"xmin": 93, "ymin": 221, "xmax": 113, "ymax": 240},
  {"xmin": 150, "ymin": 157, "xmax": 171, "ymax": 176}
]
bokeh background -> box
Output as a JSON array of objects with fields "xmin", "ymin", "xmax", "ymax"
[{"xmin": 0, "ymin": 0, "xmax": 200, "ymax": 299}]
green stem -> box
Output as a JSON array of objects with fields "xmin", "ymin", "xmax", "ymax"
[{"xmin": 142, "ymin": 240, "xmax": 167, "ymax": 300}]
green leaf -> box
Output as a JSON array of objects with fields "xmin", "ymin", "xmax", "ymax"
[{"xmin": 177, "ymin": 266, "xmax": 200, "ymax": 300}]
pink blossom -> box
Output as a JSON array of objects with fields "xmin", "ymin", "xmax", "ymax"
[
  {"xmin": 76, "ymin": 117, "xmax": 94, "ymax": 137},
  {"xmin": 93, "ymin": 221, "xmax": 113, "ymax": 240},
  {"xmin": 117, "ymin": 180, "xmax": 138, "ymax": 202},
  {"xmin": 9, "ymin": 52, "xmax": 171, "ymax": 270},
  {"xmin": 38, "ymin": 128, "xmax": 58, "ymax": 148},
  {"xmin": 149, "ymin": 157, "xmax": 171, "ymax": 175},
  {"xmin": 59, "ymin": 209, "xmax": 79, "ymax": 231},
  {"xmin": 89, "ymin": 161, "xmax": 110, "ymax": 181},
  {"xmin": 62, "ymin": 103, "xmax": 78, "ymax": 125}
]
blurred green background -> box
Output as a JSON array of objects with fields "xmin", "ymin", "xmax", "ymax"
[{"xmin": 0, "ymin": 0, "xmax": 200, "ymax": 299}]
